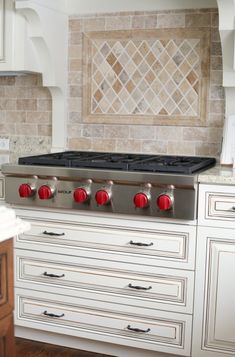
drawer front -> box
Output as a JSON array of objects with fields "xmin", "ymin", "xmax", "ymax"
[
  {"xmin": 15, "ymin": 249, "xmax": 194, "ymax": 314},
  {"xmin": 15, "ymin": 288, "xmax": 192, "ymax": 356},
  {"xmin": 199, "ymin": 184, "xmax": 235, "ymax": 228},
  {"xmin": 16, "ymin": 219, "xmax": 196, "ymax": 270}
]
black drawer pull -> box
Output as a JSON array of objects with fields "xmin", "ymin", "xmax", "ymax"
[
  {"xmin": 43, "ymin": 311, "xmax": 64, "ymax": 318},
  {"xmin": 128, "ymin": 283, "xmax": 152, "ymax": 291},
  {"xmin": 127, "ymin": 325, "xmax": 151, "ymax": 333},
  {"xmin": 232, "ymin": 206, "xmax": 235, "ymax": 211},
  {"xmin": 43, "ymin": 272, "xmax": 65, "ymax": 278},
  {"xmin": 129, "ymin": 240, "xmax": 153, "ymax": 247},
  {"xmin": 42, "ymin": 230, "xmax": 65, "ymax": 236}
]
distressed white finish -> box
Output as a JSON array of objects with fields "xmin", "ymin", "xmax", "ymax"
[
  {"xmin": 0, "ymin": 0, "xmax": 4, "ymax": 60},
  {"xmin": 193, "ymin": 183, "xmax": 235, "ymax": 357},
  {"xmin": 198, "ymin": 183, "xmax": 235, "ymax": 228},
  {"xmin": 13, "ymin": 207, "xmax": 196, "ymax": 356}
]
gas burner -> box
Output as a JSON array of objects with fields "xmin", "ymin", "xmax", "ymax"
[{"xmin": 18, "ymin": 151, "xmax": 216, "ymax": 174}]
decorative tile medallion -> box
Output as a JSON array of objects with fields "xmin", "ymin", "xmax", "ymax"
[{"xmin": 83, "ymin": 29, "xmax": 210, "ymax": 125}]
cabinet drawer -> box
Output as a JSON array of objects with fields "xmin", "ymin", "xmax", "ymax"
[
  {"xmin": 199, "ymin": 184, "xmax": 235, "ymax": 228},
  {"xmin": 15, "ymin": 288, "xmax": 192, "ymax": 356},
  {"xmin": 17, "ymin": 219, "xmax": 196, "ymax": 270},
  {"xmin": 15, "ymin": 249, "xmax": 194, "ymax": 314}
]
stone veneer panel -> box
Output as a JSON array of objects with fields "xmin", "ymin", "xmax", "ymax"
[
  {"xmin": 68, "ymin": 8, "xmax": 224, "ymax": 158},
  {"xmin": 83, "ymin": 28, "xmax": 210, "ymax": 126}
]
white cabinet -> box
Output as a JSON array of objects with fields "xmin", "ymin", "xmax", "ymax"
[
  {"xmin": 0, "ymin": 0, "xmax": 4, "ymax": 60},
  {"xmin": 14, "ymin": 208, "xmax": 196, "ymax": 357},
  {"xmin": 0, "ymin": 0, "xmax": 39, "ymax": 73},
  {"xmin": 193, "ymin": 184, "xmax": 235, "ymax": 357}
]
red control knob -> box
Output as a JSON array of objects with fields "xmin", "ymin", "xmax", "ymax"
[
  {"xmin": 38, "ymin": 185, "xmax": 54, "ymax": 200},
  {"xmin": 19, "ymin": 183, "xmax": 35, "ymax": 198},
  {"xmin": 157, "ymin": 194, "xmax": 172, "ymax": 211},
  {"xmin": 73, "ymin": 188, "xmax": 89, "ymax": 203},
  {"xmin": 134, "ymin": 193, "xmax": 149, "ymax": 208},
  {"xmin": 95, "ymin": 190, "xmax": 110, "ymax": 206}
]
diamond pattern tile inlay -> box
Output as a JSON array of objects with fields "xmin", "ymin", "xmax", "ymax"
[{"xmin": 83, "ymin": 29, "xmax": 210, "ymax": 125}]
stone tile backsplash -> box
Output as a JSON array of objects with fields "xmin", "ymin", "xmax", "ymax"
[
  {"xmin": 68, "ymin": 8, "xmax": 224, "ymax": 157},
  {"xmin": 0, "ymin": 74, "xmax": 52, "ymax": 162},
  {"xmin": 0, "ymin": 8, "xmax": 224, "ymax": 161}
]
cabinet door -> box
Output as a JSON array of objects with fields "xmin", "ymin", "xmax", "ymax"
[
  {"xmin": 0, "ymin": 238, "xmax": 14, "ymax": 319},
  {"xmin": 0, "ymin": 0, "xmax": 4, "ymax": 61},
  {"xmin": 0, "ymin": 313, "xmax": 15, "ymax": 357},
  {"xmin": 193, "ymin": 226, "xmax": 235, "ymax": 357}
]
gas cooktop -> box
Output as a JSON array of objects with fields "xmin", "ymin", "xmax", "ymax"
[{"xmin": 18, "ymin": 151, "xmax": 216, "ymax": 175}]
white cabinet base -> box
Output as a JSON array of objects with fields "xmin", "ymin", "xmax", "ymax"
[{"xmin": 15, "ymin": 326, "xmax": 180, "ymax": 357}]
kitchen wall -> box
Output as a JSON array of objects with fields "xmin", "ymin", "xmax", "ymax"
[
  {"xmin": 0, "ymin": 74, "xmax": 52, "ymax": 162},
  {"xmin": 67, "ymin": 8, "xmax": 224, "ymax": 156},
  {"xmin": 0, "ymin": 6, "xmax": 224, "ymax": 161}
]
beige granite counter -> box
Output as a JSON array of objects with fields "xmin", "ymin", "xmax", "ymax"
[{"xmin": 198, "ymin": 165, "xmax": 235, "ymax": 185}]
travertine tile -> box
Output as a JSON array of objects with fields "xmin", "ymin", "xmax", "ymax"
[
  {"xmin": 116, "ymin": 139, "xmax": 141, "ymax": 152},
  {"xmin": 69, "ymin": 85, "xmax": 82, "ymax": 97},
  {"xmin": 185, "ymin": 13, "xmax": 211, "ymax": 27},
  {"xmin": 68, "ymin": 98, "xmax": 82, "ymax": 112},
  {"xmin": 68, "ymin": 137, "xmax": 92, "ymax": 150},
  {"xmin": 69, "ymin": 45, "xmax": 82, "ymax": 59},
  {"xmin": 211, "ymin": 56, "xmax": 223, "ymax": 70},
  {"xmin": 83, "ymin": 18, "xmax": 105, "ymax": 32},
  {"xmin": 157, "ymin": 14, "xmax": 185, "ymax": 28},
  {"xmin": 105, "ymin": 16, "xmax": 131, "ymax": 30},
  {"xmin": 69, "ymin": 112, "xmax": 82, "ymax": 124},
  {"xmin": 67, "ymin": 124, "xmax": 82, "ymax": 138},
  {"xmin": 15, "ymin": 75, "xmax": 39, "ymax": 87},
  {"xmin": 156, "ymin": 127, "xmax": 183, "ymax": 140},
  {"xmin": 92, "ymin": 138, "xmax": 116, "ymax": 151},
  {"xmin": 69, "ymin": 19, "xmax": 82, "ymax": 32},
  {"xmin": 0, "ymin": 99, "xmax": 16, "ymax": 110},
  {"xmin": 142, "ymin": 140, "xmax": 167, "ymax": 154},
  {"xmin": 131, "ymin": 16, "xmax": 145, "ymax": 29},
  {"xmin": 183, "ymin": 127, "xmax": 207, "ymax": 141},
  {"xmin": 129, "ymin": 125, "xmax": 155, "ymax": 140},
  {"xmin": 167, "ymin": 141, "xmax": 195, "ymax": 155},
  {"xmin": 104, "ymin": 125, "xmax": 129, "ymax": 138},
  {"xmin": 144, "ymin": 15, "xmax": 158, "ymax": 28},
  {"xmin": 6, "ymin": 111, "xmax": 26, "ymax": 123},
  {"xmin": 69, "ymin": 32, "xmax": 82, "ymax": 45},
  {"xmin": 209, "ymin": 100, "xmax": 225, "ymax": 114},
  {"xmin": 69, "ymin": 59, "xmax": 82, "ymax": 71},
  {"xmin": 210, "ymin": 86, "xmax": 224, "ymax": 100},
  {"xmin": 0, "ymin": 123, "xmax": 16, "ymax": 135},
  {"xmin": 16, "ymin": 99, "xmax": 37, "ymax": 111},
  {"xmin": 37, "ymin": 99, "xmax": 52, "ymax": 111},
  {"xmin": 15, "ymin": 123, "xmax": 38, "ymax": 136},
  {"xmin": 68, "ymin": 71, "xmax": 82, "ymax": 85},
  {"xmin": 37, "ymin": 125, "xmax": 52, "ymax": 137},
  {"xmin": 0, "ymin": 76, "xmax": 15, "ymax": 86},
  {"xmin": 26, "ymin": 111, "xmax": 51, "ymax": 124},
  {"xmin": 82, "ymin": 124, "xmax": 104, "ymax": 138}
]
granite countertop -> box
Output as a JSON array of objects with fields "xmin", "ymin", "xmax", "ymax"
[{"xmin": 198, "ymin": 165, "xmax": 235, "ymax": 185}]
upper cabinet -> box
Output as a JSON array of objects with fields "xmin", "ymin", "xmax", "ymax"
[
  {"xmin": 0, "ymin": 0, "xmax": 39, "ymax": 73},
  {"xmin": 1, "ymin": 0, "xmax": 69, "ymax": 152}
]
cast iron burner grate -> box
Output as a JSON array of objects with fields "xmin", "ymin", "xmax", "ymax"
[{"xmin": 18, "ymin": 151, "xmax": 216, "ymax": 174}]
